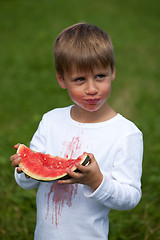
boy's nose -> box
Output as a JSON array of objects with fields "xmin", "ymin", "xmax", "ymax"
[{"xmin": 86, "ymin": 80, "xmax": 98, "ymax": 95}]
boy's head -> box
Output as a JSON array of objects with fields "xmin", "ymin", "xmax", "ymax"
[{"xmin": 53, "ymin": 23, "xmax": 115, "ymax": 78}]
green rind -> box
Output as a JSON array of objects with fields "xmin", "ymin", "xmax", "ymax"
[{"xmin": 17, "ymin": 144, "xmax": 90, "ymax": 181}]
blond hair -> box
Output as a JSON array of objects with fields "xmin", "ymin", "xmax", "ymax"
[{"xmin": 53, "ymin": 23, "xmax": 115, "ymax": 77}]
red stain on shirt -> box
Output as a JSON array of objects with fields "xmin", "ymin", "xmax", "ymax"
[
  {"xmin": 45, "ymin": 136, "xmax": 82, "ymax": 226},
  {"xmin": 46, "ymin": 182, "xmax": 78, "ymax": 226},
  {"xmin": 61, "ymin": 136, "xmax": 82, "ymax": 159}
]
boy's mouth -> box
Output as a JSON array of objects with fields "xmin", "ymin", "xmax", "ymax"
[{"xmin": 84, "ymin": 98, "xmax": 100, "ymax": 105}]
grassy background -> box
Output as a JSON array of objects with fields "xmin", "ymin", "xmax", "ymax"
[{"xmin": 0, "ymin": 0, "xmax": 160, "ymax": 239}]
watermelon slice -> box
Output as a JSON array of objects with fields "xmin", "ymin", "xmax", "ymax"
[{"xmin": 17, "ymin": 144, "xmax": 90, "ymax": 181}]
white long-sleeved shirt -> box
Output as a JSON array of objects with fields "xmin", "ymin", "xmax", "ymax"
[{"xmin": 15, "ymin": 106, "xmax": 143, "ymax": 240}]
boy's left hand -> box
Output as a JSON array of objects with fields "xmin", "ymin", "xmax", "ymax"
[{"xmin": 58, "ymin": 153, "xmax": 103, "ymax": 191}]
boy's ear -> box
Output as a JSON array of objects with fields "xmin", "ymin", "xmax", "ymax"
[
  {"xmin": 56, "ymin": 72, "xmax": 66, "ymax": 89},
  {"xmin": 111, "ymin": 67, "xmax": 116, "ymax": 82}
]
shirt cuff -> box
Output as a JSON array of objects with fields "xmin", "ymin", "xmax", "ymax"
[{"xmin": 83, "ymin": 175, "xmax": 112, "ymax": 200}]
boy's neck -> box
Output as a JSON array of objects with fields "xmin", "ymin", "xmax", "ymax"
[{"xmin": 71, "ymin": 104, "xmax": 117, "ymax": 123}]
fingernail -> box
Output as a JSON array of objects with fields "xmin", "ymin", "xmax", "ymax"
[{"xmin": 17, "ymin": 153, "xmax": 21, "ymax": 157}]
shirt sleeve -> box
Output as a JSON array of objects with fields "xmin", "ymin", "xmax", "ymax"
[
  {"xmin": 15, "ymin": 169, "xmax": 40, "ymax": 190},
  {"xmin": 83, "ymin": 132, "xmax": 143, "ymax": 210}
]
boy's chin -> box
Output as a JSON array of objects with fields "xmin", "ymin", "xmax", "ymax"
[
  {"xmin": 81, "ymin": 105, "xmax": 102, "ymax": 113},
  {"xmin": 73, "ymin": 101, "xmax": 106, "ymax": 114}
]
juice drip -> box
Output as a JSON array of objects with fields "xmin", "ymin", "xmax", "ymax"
[
  {"xmin": 61, "ymin": 136, "xmax": 82, "ymax": 159},
  {"xmin": 46, "ymin": 182, "xmax": 78, "ymax": 226}
]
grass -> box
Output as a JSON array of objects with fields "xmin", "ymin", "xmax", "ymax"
[{"xmin": 0, "ymin": 0, "xmax": 160, "ymax": 239}]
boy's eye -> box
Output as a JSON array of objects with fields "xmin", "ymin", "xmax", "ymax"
[
  {"xmin": 75, "ymin": 77, "xmax": 85, "ymax": 82},
  {"xmin": 96, "ymin": 74, "xmax": 105, "ymax": 79}
]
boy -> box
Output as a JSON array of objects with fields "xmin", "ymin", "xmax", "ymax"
[{"xmin": 10, "ymin": 23, "xmax": 143, "ymax": 240}]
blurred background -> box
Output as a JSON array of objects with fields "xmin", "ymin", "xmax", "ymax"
[{"xmin": 0, "ymin": 0, "xmax": 159, "ymax": 239}]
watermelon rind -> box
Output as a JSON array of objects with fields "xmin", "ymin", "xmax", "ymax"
[{"xmin": 17, "ymin": 144, "xmax": 90, "ymax": 181}]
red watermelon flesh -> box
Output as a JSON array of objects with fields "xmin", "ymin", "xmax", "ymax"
[{"xmin": 17, "ymin": 144, "xmax": 90, "ymax": 181}]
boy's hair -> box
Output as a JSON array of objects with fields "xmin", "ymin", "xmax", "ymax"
[{"xmin": 53, "ymin": 23, "xmax": 115, "ymax": 77}]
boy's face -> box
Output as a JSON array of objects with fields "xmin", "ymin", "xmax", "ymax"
[{"xmin": 56, "ymin": 64, "xmax": 115, "ymax": 121}]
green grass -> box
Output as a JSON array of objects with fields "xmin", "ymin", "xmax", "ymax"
[{"xmin": 0, "ymin": 0, "xmax": 160, "ymax": 239}]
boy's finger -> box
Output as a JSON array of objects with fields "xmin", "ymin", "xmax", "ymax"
[
  {"xmin": 11, "ymin": 157, "xmax": 22, "ymax": 167},
  {"xmin": 14, "ymin": 143, "xmax": 20, "ymax": 150},
  {"xmin": 17, "ymin": 167, "xmax": 23, "ymax": 173},
  {"xmin": 75, "ymin": 163, "xmax": 89, "ymax": 173},
  {"xmin": 66, "ymin": 168, "xmax": 82, "ymax": 178},
  {"xmin": 58, "ymin": 177, "xmax": 78, "ymax": 185},
  {"xmin": 25, "ymin": 174, "xmax": 30, "ymax": 179},
  {"xmin": 10, "ymin": 153, "xmax": 21, "ymax": 162}
]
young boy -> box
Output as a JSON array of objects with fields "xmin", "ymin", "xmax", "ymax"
[{"xmin": 10, "ymin": 23, "xmax": 143, "ymax": 240}]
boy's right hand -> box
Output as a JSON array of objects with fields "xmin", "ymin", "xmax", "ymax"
[
  {"xmin": 10, "ymin": 144, "xmax": 30, "ymax": 178},
  {"xmin": 10, "ymin": 144, "xmax": 22, "ymax": 173}
]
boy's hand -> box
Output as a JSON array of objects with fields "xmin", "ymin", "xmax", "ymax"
[
  {"xmin": 58, "ymin": 153, "xmax": 103, "ymax": 191},
  {"xmin": 10, "ymin": 144, "xmax": 30, "ymax": 178}
]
